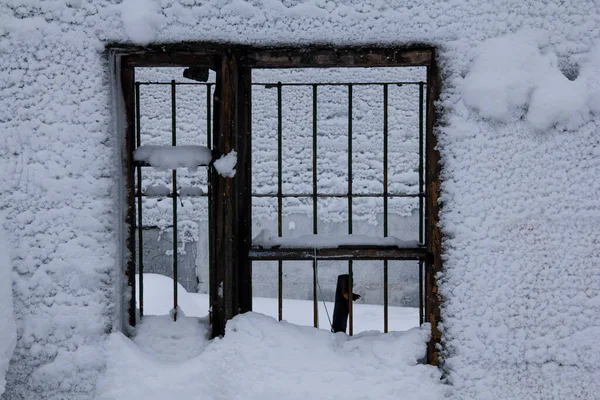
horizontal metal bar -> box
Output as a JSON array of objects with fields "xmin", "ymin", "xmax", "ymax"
[
  {"xmin": 137, "ymin": 81, "xmax": 214, "ymax": 86},
  {"xmin": 135, "ymin": 192, "xmax": 208, "ymax": 198},
  {"xmin": 252, "ymin": 192, "xmax": 422, "ymax": 198},
  {"xmin": 249, "ymin": 246, "xmax": 427, "ymax": 261},
  {"xmin": 136, "ymin": 81, "xmax": 426, "ymax": 87},
  {"xmin": 261, "ymin": 82, "xmax": 425, "ymax": 87}
]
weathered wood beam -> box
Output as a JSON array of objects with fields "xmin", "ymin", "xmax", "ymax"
[
  {"xmin": 244, "ymin": 47, "xmax": 434, "ymax": 68},
  {"xmin": 210, "ymin": 51, "xmax": 252, "ymax": 337},
  {"xmin": 119, "ymin": 57, "xmax": 137, "ymax": 329},
  {"xmin": 425, "ymin": 49, "xmax": 442, "ymax": 366}
]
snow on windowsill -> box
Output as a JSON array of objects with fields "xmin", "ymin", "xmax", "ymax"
[{"xmin": 252, "ymin": 229, "xmax": 420, "ymax": 249}]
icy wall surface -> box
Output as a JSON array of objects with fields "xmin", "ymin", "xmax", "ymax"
[
  {"xmin": 0, "ymin": 225, "xmax": 17, "ymax": 396},
  {"xmin": 0, "ymin": 0, "xmax": 600, "ymax": 399}
]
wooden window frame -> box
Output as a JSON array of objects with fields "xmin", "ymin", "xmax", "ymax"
[{"xmin": 109, "ymin": 43, "xmax": 442, "ymax": 365}]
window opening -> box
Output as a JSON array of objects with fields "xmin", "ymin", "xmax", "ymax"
[
  {"xmin": 133, "ymin": 67, "xmax": 215, "ymax": 320},
  {"xmin": 250, "ymin": 67, "xmax": 427, "ymax": 334},
  {"xmin": 113, "ymin": 46, "xmax": 441, "ymax": 364}
]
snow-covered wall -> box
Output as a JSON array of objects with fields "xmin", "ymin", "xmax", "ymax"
[{"xmin": 1, "ymin": 0, "xmax": 600, "ymax": 399}]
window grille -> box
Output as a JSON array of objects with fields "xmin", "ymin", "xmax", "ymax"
[{"xmin": 111, "ymin": 45, "xmax": 442, "ymax": 364}]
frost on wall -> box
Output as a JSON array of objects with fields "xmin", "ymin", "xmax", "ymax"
[
  {"xmin": 0, "ymin": 225, "xmax": 16, "ymax": 396},
  {"xmin": 462, "ymin": 32, "xmax": 600, "ymax": 131}
]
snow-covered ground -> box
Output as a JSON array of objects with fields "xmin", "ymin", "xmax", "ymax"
[
  {"xmin": 94, "ymin": 273, "xmax": 444, "ymax": 400},
  {"xmin": 138, "ymin": 273, "xmax": 420, "ymax": 333}
]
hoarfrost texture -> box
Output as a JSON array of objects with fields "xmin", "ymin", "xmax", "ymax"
[{"xmin": 0, "ymin": 0, "xmax": 599, "ymax": 399}]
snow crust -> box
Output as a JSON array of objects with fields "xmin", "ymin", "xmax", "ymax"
[
  {"xmin": 462, "ymin": 32, "xmax": 599, "ymax": 131},
  {"xmin": 0, "ymin": 225, "xmax": 16, "ymax": 396},
  {"xmin": 134, "ymin": 145, "xmax": 212, "ymax": 170},
  {"xmin": 96, "ymin": 313, "xmax": 446, "ymax": 400},
  {"xmin": 1, "ymin": 0, "xmax": 600, "ymax": 398},
  {"xmin": 253, "ymin": 228, "xmax": 419, "ymax": 249},
  {"xmin": 213, "ymin": 150, "xmax": 237, "ymax": 178}
]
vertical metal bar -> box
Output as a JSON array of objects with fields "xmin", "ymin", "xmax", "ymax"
[
  {"xmin": 135, "ymin": 82, "xmax": 144, "ymax": 319},
  {"xmin": 419, "ymin": 82, "xmax": 425, "ymax": 326},
  {"xmin": 419, "ymin": 261, "xmax": 424, "ymax": 325},
  {"xmin": 277, "ymin": 82, "xmax": 283, "ymax": 322},
  {"xmin": 419, "ymin": 82, "xmax": 425, "ymax": 245},
  {"xmin": 207, "ymin": 83, "xmax": 213, "ymax": 324},
  {"xmin": 383, "ymin": 84, "xmax": 388, "ymax": 333},
  {"xmin": 171, "ymin": 80, "xmax": 178, "ymax": 321},
  {"xmin": 312, "ymin": 84, "xmax": 319, "ymax": 329},
  {"xmin": 347, "ymin": 84, "xmax": 353, "ymax": 336},
  {"xmin": 207, "ymin": 83, "xmax": 212, "ymax": 146}
]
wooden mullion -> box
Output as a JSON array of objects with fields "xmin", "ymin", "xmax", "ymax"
[
  {"xmin": 120, "ymin": 56, "xmax": 137, "ymax": 329},
  {"xmin": 425, "ymin": 50, "xmax": 442, "ymax": 366},
  {"xmin": 243, "ymin": 47, "xmax": 433, "ymax": 68},
  {"xmin": 211, "ymin": 51, "xmax": 252, "ymax": 337}
]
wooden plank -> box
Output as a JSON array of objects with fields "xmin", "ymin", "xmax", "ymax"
[
  {"xmin": 425, "ymin": 50, "xmax": 443, "ymax": 366},
  {"xmin": 120, "ymin": 57, "xmax": 137, "ymax": 329},
  {"xmin": 210, "ymin": 51, "xmax": 252, "ymax": 337},
  {"xmin": 249, "ymin": 246, "xmax": 427, "ymax": 261},
  {"xmin": 243, "ymin": 47, "xmax": 434, "ymax": 68},
  {"xmin": 234, "ymin": 64, "xmax": 253, "ymax": 314}
]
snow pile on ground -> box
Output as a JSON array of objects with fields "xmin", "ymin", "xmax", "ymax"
[
  {"xmin": 138, "ymin": 273, "xmax": 421, "ymax": 333},
  {"xmin": 462, "ymin": 32, "xmax": 600, "ymax": 131},
  {"xmin": 0, "ymin": 225, "xmax": 16, "ymax": 396},
  {"xmin": 96, "ymin": 313, "xmax": 445, "ymax": 400}
]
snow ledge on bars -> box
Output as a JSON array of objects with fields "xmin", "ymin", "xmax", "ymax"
[{"xmin": 133, "ymin": 145, "xmax": 213, "ymax": 170}]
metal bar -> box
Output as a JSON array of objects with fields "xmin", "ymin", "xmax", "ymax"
[
  {"xmin": 312, "ymin": 84, "xmax": 319, "ymax": 329},
  {"xmin": 419, "ymin": 82, "xmax": 425, "ymax": 245},
  {"xmin": 252, "ymin": 193, "xmax": 421, "ymax": 198},
  {"xmin": 207, "ymin": 83, "xmax": 212, "ymax": 147},
  {"xmin": 137, "ymin": 81, "xmax": 425, "ymax": 86},
  {"xmin": 135, "ymin": 82, "xmax": 144, "ymax": 319},
  {"xmin": 419, "ymin": 260, "xmax": 424, "ymax": 325},
  {"xmin": 171, "ymin": 79, "xmax": 178, "ymax": 321},
  {"xmin": 277, "ymin": 82, "xmax": 283, "ymax": 322},
  {"xmin": 249, "ymin": 247, "xmax": 427, "ymax": 261},
  {"xmin": 207, "ymin": 82, "xmax": 214, "ymax": 327},
  {"xmin": 419, "ymin": 82, "xmax": 425, "ymax": 327},
  {"xmin": 383, "ymin": 83, "xmax": 389, "ymax": 334},
  {"xmin": 259, "ymin": 82, "xmax": 425, "ymax": 87},
  {"xmin": 347, "ymin": 84, "xmax": 353, "ymax": 336}
]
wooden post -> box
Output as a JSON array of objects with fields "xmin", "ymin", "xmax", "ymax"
[
  {"xmin": 425, "ymin": 50, "xmax": 442, "ymax": 365},
  {"xmin": 210, "ymin": 51, "xmax": 252, "ymax": 337}
]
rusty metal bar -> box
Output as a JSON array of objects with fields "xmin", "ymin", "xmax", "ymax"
[
  {"xmin": 249, "ymin": 247, "xmax": 426, "ymax": 261},
  {"xmin": 383, "ymin": 83, "xmax": 389, "ymax": 333},
  {"xmin": 312, "ymin": 84, "xmax": 319, "ymax": 329},
  {"xmin": 277, "ymin": 82, "xmax": 283, "ymax": 322},
  {"xmin": 171, "ymin": 80, "xmax": 178, "ymax": 321}
]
